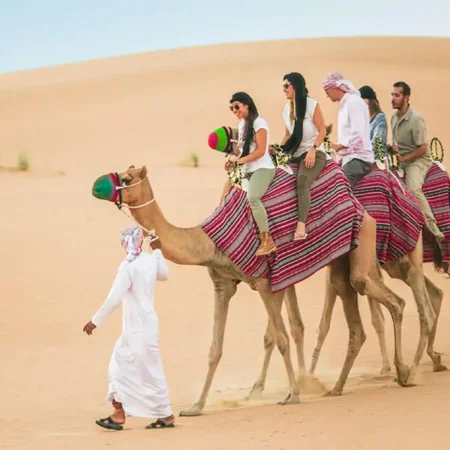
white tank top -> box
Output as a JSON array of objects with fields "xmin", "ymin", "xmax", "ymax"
[{"xmin": 283, "ymin": 97, "xmax": 325, "ymax": 157}]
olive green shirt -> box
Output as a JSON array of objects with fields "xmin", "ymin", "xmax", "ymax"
[{"xmin": 391, "ymin": 106, "xmax": 432, "ymax": 163}]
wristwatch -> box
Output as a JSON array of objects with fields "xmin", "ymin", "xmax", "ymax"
[{"xmin": 312, "ymin": 144, "xmax": 318, "ymax": 149}]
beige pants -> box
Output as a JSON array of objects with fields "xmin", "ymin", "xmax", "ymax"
[{"xmin": 402, "ymin": 158, "xmax": 442, "ymax": 236}]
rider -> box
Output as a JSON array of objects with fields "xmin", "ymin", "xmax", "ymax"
[
  {"xmin": 359, "ymin": 85, "xmax": 388, "ymax": 160},
  {"xmin": 278, "ymin": 72, "xmax": 327, "ymax": 240},
  {"xmin": 390, "ymin": 81, "xmax": 444, "ymax": 242},
  {"xmin": 322, "ymin": 72, "xmax": 374, "ymax": 188},
  {"xmin": 228, "ymin": 92, "xmax": 277, "ymax": 256}
]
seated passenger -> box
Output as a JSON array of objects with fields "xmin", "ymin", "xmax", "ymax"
[
  {"xmin": 322, "ymin": 72, "xmax": 375, "ymax": 188},
  {"xmin": 359, "ymin": 85, "xmax": 388, "ymax": 160},
  {"xmin": 228, "ymin": 92, "xmax": 277, "ymax": 256},
  {"xmin": 277, "ymin": 72, "xmax": 327, "ymax": 240}
]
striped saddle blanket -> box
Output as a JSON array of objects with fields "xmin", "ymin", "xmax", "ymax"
[
  {"xmin": 352, "ymin": 164, "xmax": 425, "ymax": 263},
  {"xmin": 392, "ymin": 162, "xmax": 450, "ymax": 263},
  {"xmin": 200, "ymin": 160, "xmax": 365, "ymax": 293}
]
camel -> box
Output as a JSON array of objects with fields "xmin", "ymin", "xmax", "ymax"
[
  {"xmin": 248, "ymin": 242, "xmax": 446, "ymax": 400},
  {"xmin": 92, "ymin": 164, "xmax": 418, "ymax": 416},
  {"xmin": 247, "ymin": 172, "xmax": 447, "ymax": 399}
]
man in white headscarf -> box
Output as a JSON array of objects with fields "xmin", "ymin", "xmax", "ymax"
[
  {"xmin": 322, "ymin": 72, "xmax": 374, "ymax": 187},
  {"xmin": 83, "ymin": 226, "xmax": 175, "ymax": 430}
]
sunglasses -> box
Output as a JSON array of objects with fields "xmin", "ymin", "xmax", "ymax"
[
  {"xmin": 283, "ymin": 83, "xmax": 291, "ymax": 90},
  {"xmin": 230, "ymin": 103, "xmax": 240, "ymax": 111}
]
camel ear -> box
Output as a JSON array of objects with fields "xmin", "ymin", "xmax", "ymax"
[
  {"xmin": 139, "ymin": 165, "xmax": 148, "ymax": 179},
  {"xmin": 128, "ymin": 165, "xmax": 135, "ymax": 170}
]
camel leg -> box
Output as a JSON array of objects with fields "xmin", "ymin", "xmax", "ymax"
[
  {"xmin": 327, "ymin": 259, "xmax": 367, "ymax": 396},
  {"xmin": 247, "ymin": 318, "xmax": 275, "ymax": 398},
  {"xmin": 179, "ymin": 269, "xmax": 238, "ymax": 416},
  {"xmin": 384, "ymin": 248, "xmax": 436, "ymax": 380},
  {"xmin": 310, "ymin": 269, "xmax": 338, "ymax": 375},
  {"xmin": 257, "ymin": 281, "xmax": 300, "ymax": 405},
  {"xmin": 248, "ymin": 285, "xmax": 306, "ymax": 398},
  {"xmin": 284, "ymin": 285, "xmax": 306, "ymax": 376},
  {"xmin": 367, "ymin": 297, "xmax": 391, "ymax": 375},
  {"xmin": 349, "ymin": 213, "xmax": 410, "ymax": 387},
  {"xmin": 425, "ymin": 276, "xmax": 447, "ymax": 372}
]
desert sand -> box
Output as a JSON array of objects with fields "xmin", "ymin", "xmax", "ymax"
[{"xmin": 1, "ymin": 36, "xmax": 450, "ymax": 450}]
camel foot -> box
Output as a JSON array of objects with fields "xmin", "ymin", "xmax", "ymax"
[
  {"xmin": 395, "ymin": 364, "xmax": 415, "ymax": 387},
  {"xmin": 430, "ymin": 353, "xmax": 448, "ymax": 372},
  {"xmin": 277, "ymin": 393, "xmax": 300, "ymax": 405},
  {"xmin": 325, "ymin": 387, "xmax": 343, "ymax": 397},
  {"xmin": 246, "ymin": 381, "xmax": 265, "ymax": 400},
  {"xmin": 380, "ymin": 365, "xmax": 391, "ymax": 376},
  {"xmin": 179, "ymin": 404, "xmax": 203, "ymax": 417},
  {"xmin": 433, "ymin": 363, "xmax": 448, "ymax": 372}
]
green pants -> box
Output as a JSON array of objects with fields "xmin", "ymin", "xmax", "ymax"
[
  {"xmin": 291, "ymin": 151, "xmax": 327, "ymax": 223},
  {"xmin": 245, "ymin": 168, "xmax": 276, "ymax": 233}
]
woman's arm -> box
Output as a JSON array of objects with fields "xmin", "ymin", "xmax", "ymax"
[
  {"xmin": 371, "ymin": 114, "xmax": 387, "ymax": 152},
  {"xmin": 312, "ymin": 104, "xmax": 326, "ymax": 148}
]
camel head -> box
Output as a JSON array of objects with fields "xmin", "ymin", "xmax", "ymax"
[{"xmin": 92, "ymin": 165, "xmax": 149, "ymax": 207}]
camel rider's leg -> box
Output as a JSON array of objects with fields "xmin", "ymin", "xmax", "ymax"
[
  {"xmin": 342, "ymin": 158, "xmax": 373, "ymax": 188},
  {"xmin": 403, "ymin": 159, "xmax": 444, "ymax": 241},
  {"xmin": 246, "ymin": 168, "xmax": 277, "ymax": 256},
  {"xmin": 292, "ymin": 150, "xmax": 327, "ymax": 240}
]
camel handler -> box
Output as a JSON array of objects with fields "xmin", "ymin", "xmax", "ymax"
[
  {"xmin": 390, "ymin": 81, "xmax": 444, "ymax": 242},
  {"xmin": 83, "ymin": 226, "xmax": 175, "ymax": 430},
  {"xmin": 322, "ymin": 72, "xmax": 374, "ymax": 188}
]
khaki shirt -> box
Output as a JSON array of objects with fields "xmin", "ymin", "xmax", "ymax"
[{"xmin": 391, "ymin": 106, "xmax": 432, "ymax": 163}]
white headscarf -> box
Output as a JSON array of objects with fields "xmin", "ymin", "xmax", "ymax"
[
  {"xmin": 322, "ymin": 72, "xmax": 361, "ymax": 96},
  {"xmin": 120, "ymin": 226, "xmax": 143, "ymax": 261}
]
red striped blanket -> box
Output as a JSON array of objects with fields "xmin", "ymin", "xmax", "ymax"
[
  {"xmin": 392, "ymin": 162, "xmax": 450, "ymax": 263},
  {"xmin": 352, "ymin": 165, "xmax": 425, "ymax": 263},
  {"xmin": 200, "ymin": 160, "xmax": 365, "ymax": 293}
]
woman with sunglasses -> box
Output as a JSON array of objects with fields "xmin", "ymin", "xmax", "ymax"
[
  {"xmin": 228, "ymin": 92, "xmax": 277, "ymax": 256},
  {"xmin": 279, "ymin": 72, "xmax": 327, "ymax": 240}
]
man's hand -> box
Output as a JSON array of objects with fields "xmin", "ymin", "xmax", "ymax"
[
  {"xmin": 228, "ymin": 155, "xmax": 240, "ymax": 163},
  {"xmin": 83, "ymin": 321, "xmax": 96, "ymax": 335},
  {"xmin": 150, "ymin": 238, "xmax": 161, "ymax": 250},
  {"xmin": 331, "ymin": 142, "xmax": 344, "ymax": 152},
  {"xmin": 389, "ymin": 144, "xmax": 405, "ymax": 161}
]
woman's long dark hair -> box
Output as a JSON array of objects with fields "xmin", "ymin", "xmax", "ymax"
[
  {"xmin": 230, "ymin": 92, "xmax": 259, "ymax": 157},
  {"xmin": 282, "ymin": 72, "xmax": 308, "ymax": 155}
]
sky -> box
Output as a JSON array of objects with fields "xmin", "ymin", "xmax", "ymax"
[{"xmin": 1, "ymin": 0, "xmax": 449, "ymax": 74}]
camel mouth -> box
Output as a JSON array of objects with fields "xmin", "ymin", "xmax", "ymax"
[{"xmin": 92, "ymin": 173, "xmax": 120, "ymax": 202}]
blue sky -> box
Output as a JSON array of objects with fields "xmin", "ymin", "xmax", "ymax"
[{"xmin": 1, "ymin": 0, "xmax": 449, "ymax": 74}]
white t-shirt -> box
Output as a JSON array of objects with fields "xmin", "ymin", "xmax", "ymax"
[
  {"xmin": 283, "ymin": 97, "xmax": 325, "ymax": 157},
  {"xmin": 237, "ymin": 116, "xmax": 275, "ymax": 173}
]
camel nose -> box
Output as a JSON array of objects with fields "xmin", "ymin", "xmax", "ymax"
[{"xmin": 92, "ymin": 173, "xmax": 119, "ymax": 202}]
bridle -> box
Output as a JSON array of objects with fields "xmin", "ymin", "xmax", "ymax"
[{"xmin": 112, "ymin": 172, "xmax": 156, "ymax": 235}]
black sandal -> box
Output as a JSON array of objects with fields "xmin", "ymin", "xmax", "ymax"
[
  {"xmin": 95, "ymin": 416, "xmax": 124, "ymax": 431},
  {"xmin": 145, "ymin": 418, "xmax": 175, "ymax": 429}
]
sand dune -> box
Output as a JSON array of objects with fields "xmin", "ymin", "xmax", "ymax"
[{"xmin": 1, "ymin": 36, "xmax": 450, "ymax": 450}]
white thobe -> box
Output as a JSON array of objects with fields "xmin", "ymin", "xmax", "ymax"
[
  {"xmin": 92, "ymin": 249, "xmax": 172, "ymax": 418},
  {"xmin": 337, "ymin": 93, "xmax": 375, "ymax": 166}
]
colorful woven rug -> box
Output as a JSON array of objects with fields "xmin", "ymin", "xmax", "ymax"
[
  {"xmin": 392, "ymin": 162, "xmax": 450, "ymax": 263},
  {"xmin": 353, "ymin": 165, "xmax": 425, "ymax": 263},
  {"xmin": 200, "ymin": 160, "xmax": 365, "ymax": 293}
]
